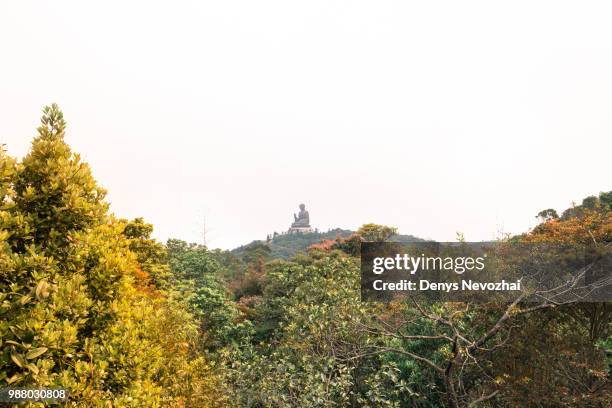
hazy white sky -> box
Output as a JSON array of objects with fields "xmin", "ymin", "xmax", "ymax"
[{"xmin": 1, "ymin": 1, "xmax": 611, "ymax": 249}]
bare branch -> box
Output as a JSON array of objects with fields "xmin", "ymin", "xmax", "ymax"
[{"xmin": 467, "ymin": 390, "xmax": 499, "ymax": 408}]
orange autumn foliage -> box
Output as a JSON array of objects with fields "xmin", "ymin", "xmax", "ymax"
[
  {"xmin": 525, "ymin": 209, "xmax": 611, "ymax": 245},
  {"xmin": 308, "ymin": 238, "xmax": 337, "ymax": 251}
]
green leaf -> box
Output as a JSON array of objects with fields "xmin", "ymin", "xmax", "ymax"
[{"xmin": 26, "ymin": 347, "xmax": 48, "ymax": 359}]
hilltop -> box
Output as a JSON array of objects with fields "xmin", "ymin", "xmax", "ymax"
[{"xmin": 232, "ymin": 228, "xmax": 425, "ymax": 260}]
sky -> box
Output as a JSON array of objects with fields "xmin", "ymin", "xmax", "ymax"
[{"xmin": 1, "ymin": 1, "xmax": 611, "ymax": 249}]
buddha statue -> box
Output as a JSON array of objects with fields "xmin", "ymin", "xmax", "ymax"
[{"xmin": 291, "ymin": 203, "xmax": 310, "ymax": 228}]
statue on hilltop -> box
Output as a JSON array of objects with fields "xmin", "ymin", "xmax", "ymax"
[
  {"xmin": 289, "ymin": 203, "xmax": 313, "ymax": 233},
  {"xmin": 292, "ymin": 203, "xmax": 310, "ymax": 227}
]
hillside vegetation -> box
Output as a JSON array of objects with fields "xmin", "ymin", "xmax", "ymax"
[
  {"xmin": 1, "ymin": 105, "xmax": 610, "ymax": 407},
  {"xmin": 233, "ymin": 228, "xmax": 425, "ymax": 260}
]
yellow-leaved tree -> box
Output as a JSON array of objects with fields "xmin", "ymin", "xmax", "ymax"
[{"xmin": 0, "ymin": 105, "xmax": 224, "ymax": 406}]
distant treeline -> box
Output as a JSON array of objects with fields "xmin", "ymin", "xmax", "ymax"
[{"xmin": 233, "ymin": 228, "xmax": 425, "ymax": 260}]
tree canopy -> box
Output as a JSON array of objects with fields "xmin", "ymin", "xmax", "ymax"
[{"xmin": 1, "ymin": 105, "xmax": 609, "ymax": 407}]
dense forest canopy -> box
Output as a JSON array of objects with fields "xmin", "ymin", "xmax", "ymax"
[{"xmin": 1, "ymin": 106, "xmax": 610, "ymax": 407}]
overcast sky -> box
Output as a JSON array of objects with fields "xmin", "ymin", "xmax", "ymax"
[{"xmin": 1, "ymin": 1, "xmax": 611, "ymax": 249}]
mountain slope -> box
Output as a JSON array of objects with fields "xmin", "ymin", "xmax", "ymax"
[{"xmin": 232, "ymin": 228, "xmax": 425, "ymax": 260}]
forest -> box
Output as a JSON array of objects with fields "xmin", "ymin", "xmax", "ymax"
[{"xmin": 1, "ymin": 105, "xmax": 610, "ymax": 407}]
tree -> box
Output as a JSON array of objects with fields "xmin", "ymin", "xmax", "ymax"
[
  {"xmin": 536, "ymin": 208, "xmax": 558, "ymax": 221},
  {"xmin": 357, "ymin": 224, "xmax": 398, "ymax": 242},
  {"xmin": 166, "ymin": 239, "xmax": 253, "ymax": 350},
  {"xmin": 13, "ymin": 104, "xmax": 107, "ymax": 255},
  {"xmin": 122, "ymin": 217, "xmax": 172, "ymax": 290},
  {"xmin": 599, "ymin": 191, "xmax": 612, "ymax": 210},
  {"xmin": 230, "ymin": 252, "xmax": 409, "ymax": 406},
  {"xmin": 361, "ymin": 195, "xmax": 611, "ymax": 407},
  {"xmin": 0, "ymin": 105, "xmax": 224, "ymax": 405}
]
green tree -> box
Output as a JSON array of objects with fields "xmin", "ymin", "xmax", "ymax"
[
  {"xmin": 231, "ymin": 251, "xmax": 411, "ymax": 406},
  {"xmin": 536, "ymin": 208, "xmax": 558, "ymax": 221},
  {"xmin": 167, "ymin": 239, "xmax": 252, "ymax": 350},
  {"xmin": 122, "ymin": 217, "xmax": 172, "ymax": 289},
  {"xmin": 12, "ymin": 104, "xmax": 107, "ymax": 256}
]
